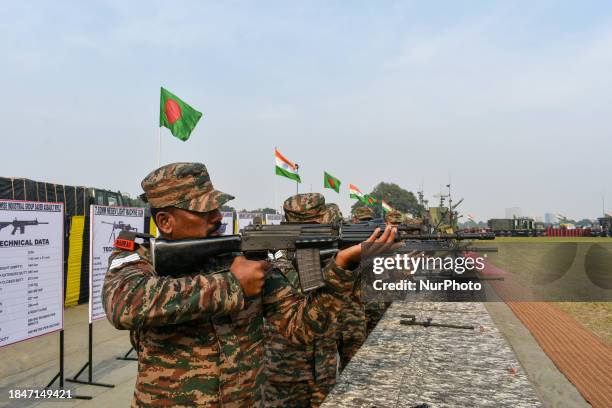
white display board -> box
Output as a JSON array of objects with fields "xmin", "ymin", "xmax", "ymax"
[
  {"xmin": 265, "ymin": 214, "xmax": 283, "ymax": 225},
  {"xmin": 0, "ymin": 200, "xmax": 64, "ymax": 348},
  {"xmin": 220, "ymin": 211, "xmax": 235, "ymax": 236},
  {"xmin": 237, "ymin": 212, "xmax": 263, "ymax": 232},
  {"xmin": 89, "ymin": 205, "xmax": 145, "ymax": 323}
]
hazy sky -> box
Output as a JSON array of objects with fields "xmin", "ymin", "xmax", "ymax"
[{"xmin": 2, "ymin": 1, "xmax": 611, "ymax": 221}]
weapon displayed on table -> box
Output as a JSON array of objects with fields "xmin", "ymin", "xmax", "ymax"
[
  {"xmin": 102, "ymin": 221, "xmax": 137, "ymax": 242},
  {"xmin": 399, "ymin": 314, "xmax": 474, "ymax": 330},
  {"xmin": 117, "ymin": 222, "xmax": 496, "ymax": 292},
  {"xmin": 0, "ymin": 218, "xmax": 49, "ymax": 235}
]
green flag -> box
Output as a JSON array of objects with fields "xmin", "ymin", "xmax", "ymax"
[
  {"xmin": 323, "ymin": 171, "xmax": 341, "ymax": 193},
  {"xmin": 364, "ymin": 194, "xmax": 378, "ymax": 207},
  {"xmin": 160, "ymin": 87, "xmax": 203, "ymax": 141}
]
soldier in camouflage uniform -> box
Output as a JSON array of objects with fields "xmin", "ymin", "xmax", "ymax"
[
  {"xmin": 352, "ymin": 206, "xmax": 374, "ymax": 223},
  {"xmin": 385, "ymin": 209, "xmax": 404, "ymax": 225},
  {"xmin": 263, "ymin": 194, "xmax": 341, "ymax": 408},
  {"xmin": 264, "ymin": 195, "xmax": 393, "ymax": 407},
  {"xmin": 334, "ymin": 207, "xmax": 375, "ymax": 371},
  {"xmin": 102, "ymin": 163, "xmax": 389, "ymax": 407},
  {"xmin": 364, "ymin": 210, "xmax": 405, "ymax": 338}
]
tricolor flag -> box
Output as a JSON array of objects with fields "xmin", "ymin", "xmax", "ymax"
[
  {"xmin": 324, "ymin": 171, "xmax": 341, "ymax": 193},
  {"xmin": 605, "ymin": 211, "xmax": 612, "ymax": 217},
  {"xmin": 382, "ymin": 200, "xmax": 393, "ymax": 213},
  {"xmin": 349, "ymin": 184, "xmax": 364, "ymax": 201},
  {"xmin": 364, "ymin": 195, "xmax": 378, "ymax": 207},
  {"xmin": 467, "ymin": 213, "xmax": 475, "ymax": 221},
  {"xmin": 275, "ymin": 149, "xmax": 301, "ymax": 183}
]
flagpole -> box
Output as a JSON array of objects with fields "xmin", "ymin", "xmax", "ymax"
[
  {"xmin": 295, "ymin": 164, "xmax": 300, "ymax": 194},
  {"xmin": 274, "ymin": 177, "xmax": 278, "ymax": 215},
  {"xmin": 157, "ymin": 127, "xmax": 162, "ymax": 167},
  {"xmin": 274, "ymin": 153, "xmax": 278, "ymax": 215}
]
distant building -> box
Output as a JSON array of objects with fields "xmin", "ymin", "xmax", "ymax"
[
  {"xmin": 505, "ymin": 207, "xmax": 522, "ymax": 218},
  {"xmin": 544, "ymin": 213, "xmax": 556, "ymax": 224}
]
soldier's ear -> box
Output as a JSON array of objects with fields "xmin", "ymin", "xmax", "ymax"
[{"xmin": 155, "ymin": 210, "xmax": 175, "ymax": 237}]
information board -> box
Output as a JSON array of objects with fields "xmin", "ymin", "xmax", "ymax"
[
  {"xmin": 237, "ymin": 212, "xmax": 263, "ymax": 232},
  {"xmin": 221, "ymin": 211, "xmax": 235, "ymax": 236},
  {"xmin": 89, "ymin": 205, "xmax": 145, "ymax": 323},
  {"xmin": 0, "ymin": 200, "xmax": 64, "ymax": 348},
  {"xmin": 265, "ymin": 214, "xmax": 283, "ymax": 225}
]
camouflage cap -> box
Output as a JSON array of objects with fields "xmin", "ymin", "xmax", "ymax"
[
  {"xmin": 140, "ymin": 162, "xmax": 234, "ymax": 212},
  {"xmin": 324, "ymin": 203, "xmax": 343, "ymax": 223},
  {"xmin": 283, "ymin": 193, "xmax": 341, "ymax": 223},
  {"xmin": 404, "ymin": 213, "xmax": 422, "ymax": 226},
  {"xmin": 353, "ymin": 206, "xmax": 374, "ymax": 221},
  {"xmin": 385, "ymin": 209, "xmax": 404, "ymax": 225}
]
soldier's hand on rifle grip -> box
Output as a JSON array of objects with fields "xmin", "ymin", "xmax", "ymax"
[
  {"xmin": 372, "ymin": 225, "xmax": 398, "ymax": 256},
  {"xmin": 336, "ymin": 227, "xmax": 396, "ymax": 269},
  {"xmin": 230, "ymin": 255, "xmax": 269, "ymax": 297}
]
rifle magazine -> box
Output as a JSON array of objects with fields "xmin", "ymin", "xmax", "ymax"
[{"xmin": 295, "ymin": 248, "xmax": 325, "ymax": 292}]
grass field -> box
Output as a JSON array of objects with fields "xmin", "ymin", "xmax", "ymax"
[
  {"xmin": 475, "ymin": 237, "xmax": 612, "ymax": 344},
  {"xmin": 553, "ymin": 302, "xmax": 612, "ymax": 344},
  {"xmin": 481, "ymin": 236, "xmax": 612, "ymax": 243}
]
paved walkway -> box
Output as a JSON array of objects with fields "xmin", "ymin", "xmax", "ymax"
[
  {"xmin": 323, "ymin": 302, "xmax": 545, "ymax": 407},
  {"xmin": 0, "ymin": 304, "xmax": 136, "ymax": 407},
  {"xmin": 0, "ymin": 301, "xmax": 594, "ymax": 407}
]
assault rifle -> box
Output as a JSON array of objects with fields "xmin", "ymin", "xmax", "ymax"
[
  {"xmin": 118, "ymin": 222, "xmax": 496, "ymax": 292},
  {"xmin": 0, "ymin": 218, "xmax": 49, "ymax": 235},
  {"xmin": 102, "ymin": 221, "xmax": 137, "ymax": 242}
]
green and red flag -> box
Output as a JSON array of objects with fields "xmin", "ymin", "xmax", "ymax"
[
  {"xmin": 324, "ymin": 171, "xmax": 341, "ymax": 193},
  {"xmin": 160, "ymin": 87, "xmax": 203, "ymax": 141},
  {"xmin": 382, "ymin": 200, "xmax": 393, "ymax": 213},
  {"xmin": 275, "ymin": 148, "xmax": 301, "ymax": 182},
  {"xmin": 349, "ymin": 184, "xmax": 364, "ymax": 201},
  {"xmin": 364, "ymin": 194, "xmax": 378, "ymax": 207}
]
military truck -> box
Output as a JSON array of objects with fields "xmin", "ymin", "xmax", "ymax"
[
  {"xmin": 598, "ymin": 217, "xmax": 612, "ymax": 237},
  {"xmin": 487, "ymin": 217, "xmax": 543, "ymax": 237},
  {"xmin": 0, "ymin": 176, "xmax": 146, "ymax": 216}
]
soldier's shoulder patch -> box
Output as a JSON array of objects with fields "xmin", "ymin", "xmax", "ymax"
[{"xmin": 109, "ymin": 252, "xmax": 142, "ymax": 271}]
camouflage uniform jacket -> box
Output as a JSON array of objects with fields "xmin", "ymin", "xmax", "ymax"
[
  {"xmin": 337, "ymin": 280, "xmax": 366, "ymax": 369},
  {"xmin": 102, "ymin": 244, "xmax": 355, "ymax": 407},
  {"xmin": 263, "ymin": 257, "xmax": 340, "ymax": 384}
]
